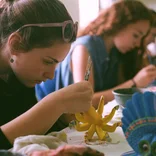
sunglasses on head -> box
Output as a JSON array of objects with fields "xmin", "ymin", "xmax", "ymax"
[{"xmin": 15, "ymin": 20, "xmax": 78, "ymax": 43}]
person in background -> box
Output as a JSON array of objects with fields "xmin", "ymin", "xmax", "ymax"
[
  {"xmin": 36, "ymin": 0, "xmax": 156, "ymax": 111},
  {"xmin": 141, "ymin": 9, "xmax": 156, "ymax": 86},
  {"xmin": 113, "ymin": 9, "xmax": 156, "ymax": 88},
  {"xmin": 145, "ymin": 10, "xmax": 156, "ymax": 45},
  {"xmin": 143, "ymin": 9, "xmax": 156, "ymax": 66},
  {"xmin": 0, "ymin": 0, "xmax": 94, "ymax": 151},
  {"xmin": 60, "ymin": 0, "xmax": 156, "ymax": 108}
]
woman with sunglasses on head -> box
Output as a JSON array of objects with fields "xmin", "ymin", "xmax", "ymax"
[
  {"xmin": 37, "ymin": 0, "xmax": 156, "ymax": 111},
  {"xmin": 0, "ymin": 0, "xmax": 95, "ymax": 152}
]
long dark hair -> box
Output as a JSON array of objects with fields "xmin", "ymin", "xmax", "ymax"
[
  {"xmin": 0, "ymin": 0, "xmax": 74, "ymax": 51},
  {"xmin": 79, "ymin": 0, "xmax": 153, "ymax": 37},
  {"xmin": 79, "ymin": 0, "xmax": 153, "ymax": 82},
  {"xmin": 120, "ymin": 9, "xmax": 156, "ymax": 82}
]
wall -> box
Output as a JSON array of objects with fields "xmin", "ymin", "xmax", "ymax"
[
  {"xmin": 99, "ymin": 0, "xmax": 115, "ymax": 9},
  {"xmin": 60, "ymin": 0, "xmax": 79, "ymax": 22},
  {"xmin": 79, "ymin": 0, "xmax": 99, "ymax": 27},
  {"xmin": 60, "ymin": 0, "xmax": 99, "ymax": 27},
  {"xmin": 138, "ymin": 0, "xmax": 156, "ymax": 10},
  {"xmin": 99, "ymin": 0, "xmax": 156, "ymax": 10}
]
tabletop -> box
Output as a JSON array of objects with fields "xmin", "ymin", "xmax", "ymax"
[{"xmin": 64, "ymin": 100, "xmax": 133, "ymax": 156}]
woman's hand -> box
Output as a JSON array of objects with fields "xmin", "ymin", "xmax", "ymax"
[
  {"xmin": 56, "ymin": 81, "xmax": 93, "ymax": 113},
  {"xmin": 133, "ymin": 64, "xmax": 156, "ymax": 87},
  {"xmin": 30, "ymin": 145, "xmax": 104, "ymax": 156}
]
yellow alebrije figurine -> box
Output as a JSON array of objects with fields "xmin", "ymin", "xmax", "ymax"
[{"xmin": 74, "ymin": 96, "xmax": 121, "ymax": 144}]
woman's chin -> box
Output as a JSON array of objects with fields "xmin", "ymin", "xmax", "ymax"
[
  {"xmin": 119, "ymin": 49, "xmax": 128, "ymax": 54},
  {"xmin": 22, "ymin": 80, "xmax": 43, "ymax": 87},
  {"xmin": 22, "ymin": 81, "xmax": 37, "ymax": 88}
]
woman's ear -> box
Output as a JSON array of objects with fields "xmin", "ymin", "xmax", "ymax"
[{"xmin": 8, "ymin": 32, "xmax": 23, "ymax": 55}]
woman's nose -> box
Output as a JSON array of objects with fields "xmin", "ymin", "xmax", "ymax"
[{"xmin": 43, "ymin": 70, "xmax": 55, "ymax": 80}]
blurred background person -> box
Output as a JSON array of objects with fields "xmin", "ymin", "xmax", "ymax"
[
  {"xmin": 35, "ymin": 0, "xmax": 156, "ymax": 129},
  {"xmin": 36, "ymin": 0, "xmax": 155, "ymax": 105}
]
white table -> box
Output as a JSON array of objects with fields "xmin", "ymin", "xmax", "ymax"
[{"xmin": 64, "ymin": 100, "xmax": 133, "ymax": 156}]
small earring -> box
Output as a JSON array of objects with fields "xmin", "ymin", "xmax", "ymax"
[{"xmin": 10, "ymin": 58, "xmax": 14, "ymax": 63}]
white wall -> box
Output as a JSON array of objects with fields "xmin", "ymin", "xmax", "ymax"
[
  {"xmin": 99, "ymin": 0, "xmax": 156, "ymax": 10},
  {"xmin": 79, "ymin": 0, "xmax": 99, "ymax": 27},
  {"xmin": 60, "ymin": 0, "xmax": 79, "ymax": 22},
  {"xmin": 99, "ymin": 0, "xmax": 115, "ymax": 9},
  {"xmin": 138, "ymin": 0, "xmax": 156, "ymax": 10},
  {"xmin": 60, "ymin": 0, "xmax": 99, "ymax": 27}
]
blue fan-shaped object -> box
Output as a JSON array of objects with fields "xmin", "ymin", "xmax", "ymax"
[{"xmin": 121, "ymin": 91, "xmax": 156, "ymax": 156}]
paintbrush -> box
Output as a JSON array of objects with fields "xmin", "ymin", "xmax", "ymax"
[{"xmin": 84, "ymin": 56, "xmax": 92, "ymax": 81}]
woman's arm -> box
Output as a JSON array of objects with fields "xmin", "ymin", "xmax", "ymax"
[
  {"xmin": 1, "ymin": 81, "xmax": 93, "ymax": 144},
  {"xmin": 71, "ymin": 45, "xmax": 94, "ymax": 86},
  {"xmin": 71, "ymin": 46, "xmax": 156, "ymax": 109},
  {"xmin": 57, "ymin": 45, "xmax": 94, "ymax": 125},
  {"xmin": 92, "ymin": 64, "xmax": 156, "ymax": 107},
  {"xmin": 1, "ymin": 91, "xmax": 65, "ymax": 144}
]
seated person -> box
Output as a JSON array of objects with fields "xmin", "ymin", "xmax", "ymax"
[
  {"xmin": 0, "ymin": 0, "xmax": 93, "ymax": 150},
  {"xmin": 36, "ymin": 0, "xmax": 156, "ymax": 108}
]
